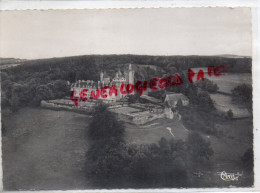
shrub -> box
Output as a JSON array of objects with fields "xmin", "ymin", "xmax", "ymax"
[
  {"xmin": 241, "ymin": 148, "xmax": 254, "ymax": 173},
  {"xmin": 88, "ymin": 103, "xmax": 125, "ymax": 141},
  {"xmin": 187, "ymin": 132, "xmax": 214, "ymax": 161},
  {"xmin": 227, "ymin": 109, "xmax": 233, "ymax": 119},
  {"xmin": 232, "ymin": 84, "xmax": 252, "ymax": 113},
  {"xmin": 195, "ymin": 78, "xmax": 219, "ymax": 93}
]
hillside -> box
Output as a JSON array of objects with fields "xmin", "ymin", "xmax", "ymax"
[
  {"xmin": 0, "ymin": 58, "xmax": 26, "ymax": 65},
  {"xmin": 0, "ymin": 54, "xmax": 252, "ymax": 115},
  {"xmin": 1, "ymin": 54, "xmax": 252, "ymax": 79}
]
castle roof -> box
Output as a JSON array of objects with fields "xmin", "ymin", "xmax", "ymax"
[
  {"xmin": 118, "ymin": 69, "xmax": 122, "ymax": 76},
  {"xmin": 72, "ymin": 65, "xmax": 133, "ymax": 89},
  {"xmin": 76, "ymin": 80, "xmax": 108, "ymax": 89},
  {"xmin": 103, "ymin": 72, "xmax": 110, "ymax": 79}
]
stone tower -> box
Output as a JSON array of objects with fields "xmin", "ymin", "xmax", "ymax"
[
  {"xmin": 100, "ymin": 71, "xmax": 104, "ymax": 82},
  {"xmin": 128, "ymin": 64, "xmax": 135, "ymax": 85}
]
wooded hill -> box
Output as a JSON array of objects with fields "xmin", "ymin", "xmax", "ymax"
[{"xmin": 1, "ymin": 55, "xmax": 251, "ymax": 114}]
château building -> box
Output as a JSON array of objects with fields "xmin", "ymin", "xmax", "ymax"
[{"xmin": 70, "ymin": 64, "xmax": 135, "ymax": 101}]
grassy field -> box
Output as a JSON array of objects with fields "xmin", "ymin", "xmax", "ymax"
[
  {"xmin": 3, "ymin": 108, "xmax": 187, "ymax": 190},
  {"xmin": 124, "ymin": 118, "xmax": 189, "ymax": 144},
  {"xmin": 2, "ymin": 107, "xmax": 253, "ymax": 190},
  {"xmin": 191, "ymin": 68, "xmax": 252, "ymax": 118},
  {"xmin": 2, "ymin": 108, "xmax": 91, "ymax": 190},
  {"xmin": 210, "ymin": 93, "xmax": 250, "ymax": 118},
  {"xmin": 208, "ymin": 73, "xmax": 251, "ymax": 94},
  {"xmin": 191, "ymin": 68, "xmax": 251, "ymax": 94},
  {"xmin": 191, "ymin": 118, "xmax": 253, "ymax": 187}
]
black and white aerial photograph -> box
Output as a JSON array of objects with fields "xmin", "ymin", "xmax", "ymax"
[{"xmin": 0, "ymin": 7, "xmax": 255, "ymax": 191}]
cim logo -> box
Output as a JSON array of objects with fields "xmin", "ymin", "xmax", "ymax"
[{"xmin": 217, "ymin": 171, "xmax": 243, "ymax": 181}]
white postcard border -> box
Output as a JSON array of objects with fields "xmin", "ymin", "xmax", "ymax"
[{"xmin": 0, "ymin": 1, "xmax": 259, "ymax": 192}]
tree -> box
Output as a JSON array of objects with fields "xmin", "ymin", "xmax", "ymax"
[
  {"xmin": 241, "ymin": 148, "xmax": 253, "ymax": 173},
  {"xmin": 187, "ymin": 132, "xmax": 214, "ymax": 161},
  {"xmin": 86, "ymin": 102, "xmax": 129, "ymax": 188},
  {"xmin": 12, "ymin": 83, "xmax": 32, "ymax": 105},
  {"xmin": 197, "ymin": 91, "xmax": 215, "ymax": 111},
  {"xmin": 195, "ymin": 78, "xmax": 219, "ymax": 93},
  {"xmin": 33, "ymin": 85, "xmax": 54, "ymax": 105},
  {"xmin": 85, "ymin": 140, "xmax": 131, "ymax": 187},
  {"xmin": 1, "ymin": 92, "xmax": 10, "ymax": 110},
  {"xmin": 227, "ymin": 109, "xmax": 233, "ymax": 119},
  {"xmin": 88, "ymin": 103, "xmax": 125, "ymax": 141},
  {"xmin": 129, "ymin": 138, "xmax": 189, "ymax": 188},
  {"xmin": 10, "ymin": 93, "xmax": 20, "ymax": 112},
  {"xmin": 232, "ymin": 84, "xmax": 252, "ymax": 113},
  {"xmin": 1, "ymin": 121, "xmax": 6, "ymax": 136},
  {"xmin": 67, "ymin": 71, "xmax": 77, "ymax": 83},
  {"xmin": 128, "ymin": 93, "xmax": 140, "ymax": 103},
  {"xmin": 51, "ymin": 80, "xmax": 69, "ymax": 98}
]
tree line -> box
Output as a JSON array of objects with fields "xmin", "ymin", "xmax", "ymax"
[
  {"xmin": 85, "ymin": 103, "xmax": 214, "ymax": 188},
  {"xmin": 1, "ymin": 54, "xmax": 251, "ymax": 115}
]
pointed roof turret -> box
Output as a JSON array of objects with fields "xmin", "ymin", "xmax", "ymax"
[
  {"xmin": 118, "ymin": 69, "xmax": 122, "ymax": 76},
  {"xmin": 129, "ymin": 64, "xmax": 132, "ymax": 70}
]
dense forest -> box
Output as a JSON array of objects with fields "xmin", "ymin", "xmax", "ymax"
[{"xmin": 0, "ymin": 54, "xmax": 251, "ymax": 115}]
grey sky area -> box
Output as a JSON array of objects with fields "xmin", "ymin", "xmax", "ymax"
[{"xmin": 0, "ymin": 8, "xmax": 252, "ymax": 59}]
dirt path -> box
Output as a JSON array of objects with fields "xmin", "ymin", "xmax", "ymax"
[{"xmin": 3, "ymin": 108, "xmax": 91, "ymax": 190}]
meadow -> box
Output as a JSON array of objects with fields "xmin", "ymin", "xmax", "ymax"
[
  {"xmin": 2, "ymin": 108, "xmax": 91, "ymax": 190},
  {"xmin": 208, "ymin": 73, "xmax": 251, "ymax": 94},
  {"xmin": 3, "ymin": 107, "xmax": 186, "ymax": 190},
  {"xmin": 210, "ymin": 94, "xmax": 250, "ymax": 118},
  {"xmin": 191, "ymin": 67, "xmax": 251, "ymax": 94},
  {"xmin": 190, "ymin": 68, "xmax": 252, "ymax": 117},
  {"xmin": 1, "ymin": 55, "xmax": 253, "ymax": 189},
  {"xmin": 2, "ymin": 107, "xmax": 253, "ymax": 190}
]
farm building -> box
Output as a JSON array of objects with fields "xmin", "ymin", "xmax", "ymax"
[
  {"xmin": 164, "ymin": 107, "xmax": 178, "ymax": 119},
  {"xmin": 164, "ymin": 92, "xmax": 189, "ymax": 108}
]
